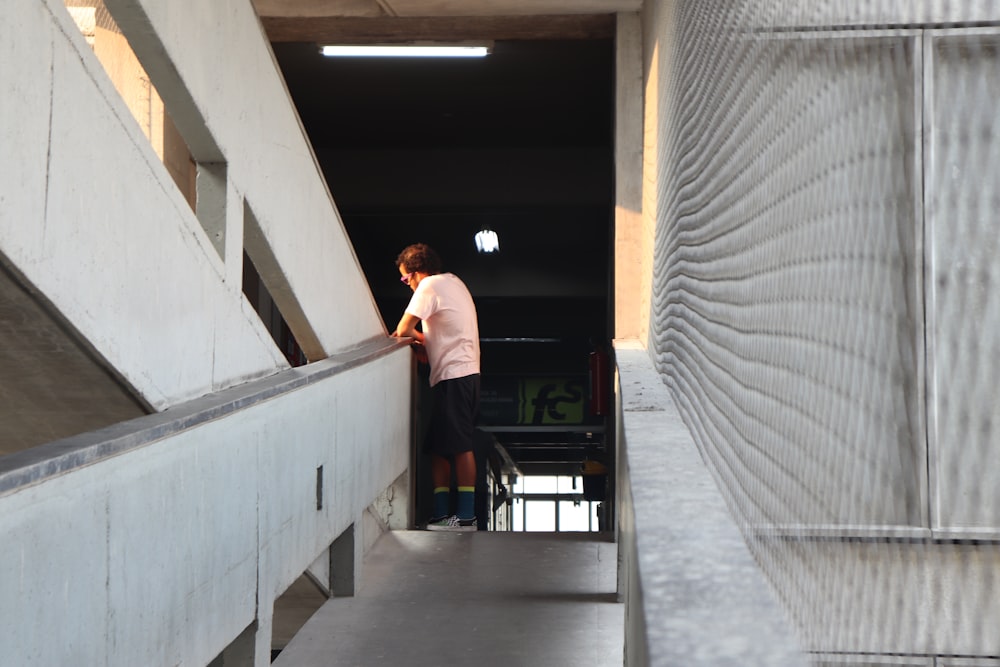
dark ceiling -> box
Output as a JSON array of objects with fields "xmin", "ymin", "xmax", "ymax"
[{"xmin": 274, "ymin": 40, "xmax": 615, "ymax": 150}]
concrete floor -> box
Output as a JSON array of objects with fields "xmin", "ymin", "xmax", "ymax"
[{"xmin": 272, "ymin": 530, "xmax": 624, "ymax": 667}]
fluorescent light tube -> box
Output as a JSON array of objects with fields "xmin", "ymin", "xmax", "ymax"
[{"xmin": 320, "ymin": 45, "xmax": 490, "ymax": 58}]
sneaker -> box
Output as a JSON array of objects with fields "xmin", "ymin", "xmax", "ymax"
[{"xmin": 426, "ymin": 515, "xmax": 477, "ymax": 532}]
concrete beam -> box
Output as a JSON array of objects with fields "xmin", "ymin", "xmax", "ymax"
[
  {"xmin": 384, "ymin": 0, "xmax": 642, "ymax": 17},
  {"xmin": 260, "ymin": 14, "xmax": 617, "ymax": 42},
  {"xmin": 253, "ymin": 0, "xmax": 642, "ymax": 18},
  {"xmin": 252, "ymin": 0, "xmax": 384, "ymax": 18},
  {"xmin": 103, "ymin": 0, "xmax": 224, "ymax": 162}
]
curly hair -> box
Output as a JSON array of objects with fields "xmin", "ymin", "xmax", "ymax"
[{"xmin": 396, "ymin": 243, "xmax": 442, "ymax": 275}]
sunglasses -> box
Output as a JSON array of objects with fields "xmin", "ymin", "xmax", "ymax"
[{"xmin": 400, "ymin": 272, "xmax": 415, "ymax": 284}]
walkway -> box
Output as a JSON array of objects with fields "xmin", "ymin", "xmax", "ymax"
[{"xmin": 273, "ymin": 530, "xmax": 624, "ymax": 667}]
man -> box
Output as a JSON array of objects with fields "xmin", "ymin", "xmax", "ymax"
[{"xmin": 392, "ymin": 243, "xmax": 480, "ymax": 531}]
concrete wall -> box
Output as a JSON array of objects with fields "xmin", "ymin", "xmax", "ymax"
[
  {"xmin": 1, "ymin": 1, "xmax": 411, "ymax": 665},
  {"xmin": 104, "ymin": 0, "xmax": 386, "ymax": 360},
  {"xmin": 0, "ymin": 0, "xmax": 384, "ymax": 412},
  {"xmin": 0, "ymin": 343, "xmax": 410, "ymax": 667},
  {"xmin": 636, "ymin": 0, "xmax": 1000, "ymax": 661}
]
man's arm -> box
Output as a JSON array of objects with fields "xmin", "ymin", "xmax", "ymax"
[{"xmin": 392, "ymin": 312, "xmax": 424, "ymax": 344}]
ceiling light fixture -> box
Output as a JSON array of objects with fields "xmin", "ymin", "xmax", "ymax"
[
  {"xmin": 320, "ymin": 44, "xmax": 491, "ymax": 58},
  {"xmin": 475, "ymin": 228, "xmax": 500, "ymax": 254}
]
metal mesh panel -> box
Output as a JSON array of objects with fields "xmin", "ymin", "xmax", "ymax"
[
  {"xmin": 647, "ymin": 0, "xmax": 1000, "ymax": 661},
  {"xmin": 927, "ymin": 35, "xmax": 1000, "ymax": 531}
]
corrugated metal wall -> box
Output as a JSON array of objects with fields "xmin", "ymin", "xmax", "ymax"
[{"xmin": 643, "ymin": 0, "xmax": 1000, "ymax": 658}]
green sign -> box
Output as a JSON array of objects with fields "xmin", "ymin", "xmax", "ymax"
[
  {"xmin": 480, "ymin": 376, "xmax": 587, "ymax": 425},
  {"xmin": 518, "ymin": 378, "xmax": 584, "ymax": 424}
]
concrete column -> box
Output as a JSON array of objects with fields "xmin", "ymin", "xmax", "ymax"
[
  {"xmin": 197, "ymin": 161, "xmax": 228, "ymax": 260},
  {"xmin": 225, "ymin": 178, "xmax": 245, "ymax": 288},
  {"xmin": 253, "ymin": 614, "xmax": 274, "ymax": 667},
  {"xmin": 614, "ymin": 12, "xmax": 644, "ymax": 340}
]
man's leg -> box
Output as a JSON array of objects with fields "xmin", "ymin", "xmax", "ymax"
[
  {"xmin": 454, "ymin": 450, "xmax": 475, "ymax": 487},
  {"xmin": 431, "ymin": 454, "xmax": 452, "ymax": 520},
  {"xmin": 454, "ymin": 450, "xmax": 476, "ymax": 521}
]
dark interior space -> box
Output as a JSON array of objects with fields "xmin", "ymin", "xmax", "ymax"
[
  {"xmin": 272, "ymin": 37, "xmax": 615, "ymax": 517},
  {"xmin": 272, "ymin": 39, "xmax": 614, "ymax": 345}
]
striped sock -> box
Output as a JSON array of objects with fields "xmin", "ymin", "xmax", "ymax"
[
  {"xmin": 457, "ymin": 486, "xmax": 475, "ymax": 520},
  {"xmin": 433, "ymin": 487, "xmax": 450, "ymax": 519}
]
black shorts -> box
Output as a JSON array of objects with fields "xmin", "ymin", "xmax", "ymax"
[{"xmin": 425, "ymin": 374, "xmax": 480, "ymax": 457}]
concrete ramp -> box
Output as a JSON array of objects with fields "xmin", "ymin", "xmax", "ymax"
[{"xmin": 274, "ymin": 531, "xmax": 623, "ymax": 667}]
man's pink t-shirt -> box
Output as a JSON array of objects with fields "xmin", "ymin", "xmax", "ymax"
[{"xmin": 405, "ymin": 273, "xmax": 480, "ymax": 386}]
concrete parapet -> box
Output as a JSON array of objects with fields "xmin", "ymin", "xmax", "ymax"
[
  {"xmin": 0, "ymin": 339, "xmax": 411, "ymax": 667},
  {"xmin": 614, "ymin": 340, "xmax": 807, "ymax": 667}
]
